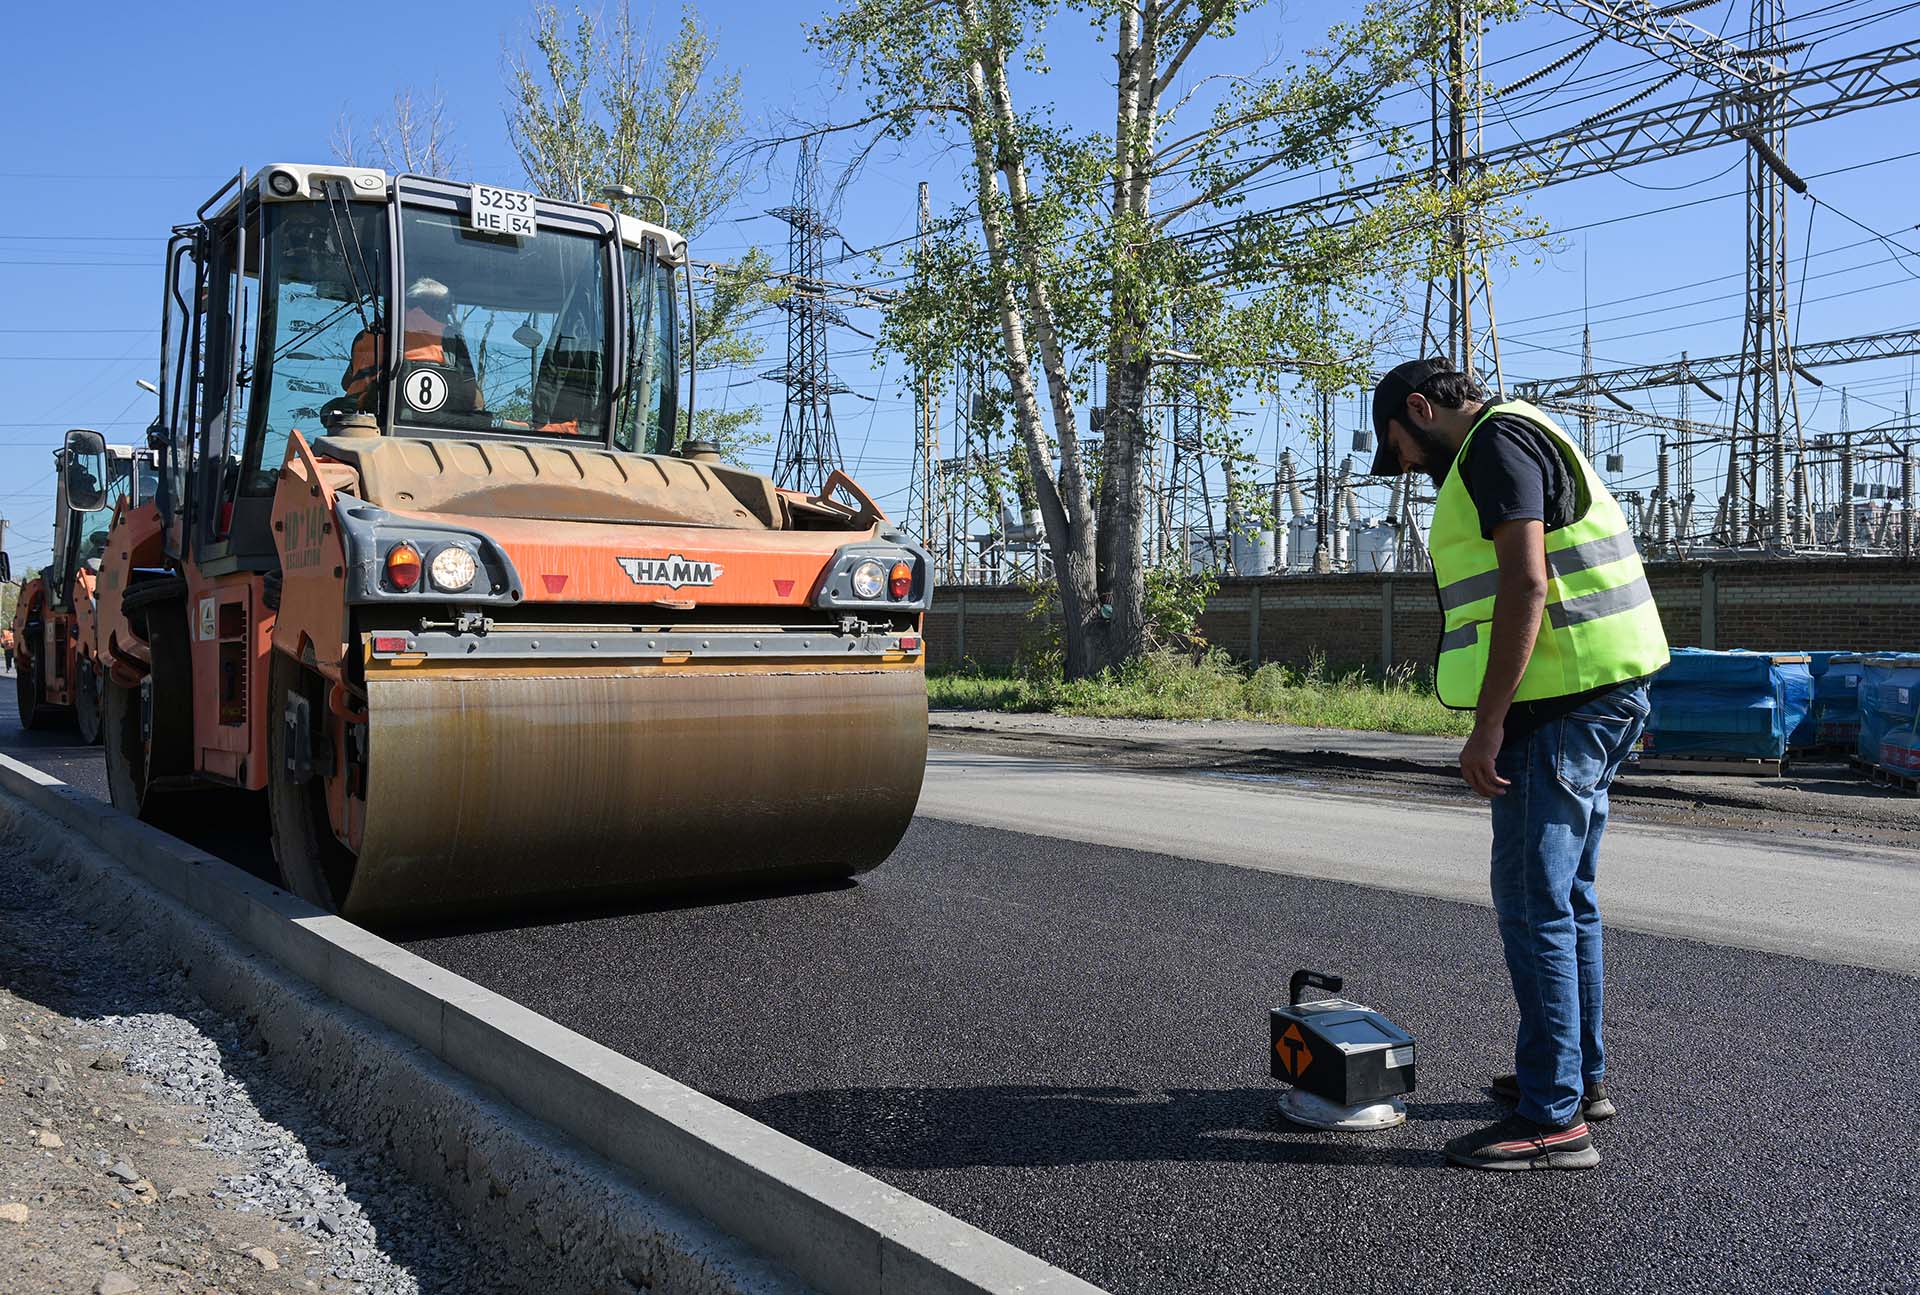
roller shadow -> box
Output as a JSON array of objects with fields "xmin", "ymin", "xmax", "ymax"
[
  {"xmin": 718, "ymin": 1083, "xmax": 1443, "ymax": 1171},
  {"xmin": 380, "ymin": 872, "xmax": 863, "ymax": 943}
]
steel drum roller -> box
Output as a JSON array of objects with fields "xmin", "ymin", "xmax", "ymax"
[{"xmin": 341, "ymin": 665, "xmax": 927, "ymax": 921}]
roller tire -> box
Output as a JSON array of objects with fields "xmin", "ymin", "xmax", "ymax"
[
  {"xmin": 103, "ymin": 599, "xmax": 195, "ymax": 821},
  {"xmin": 102, "ymin": 677, "xmax": 149, "ymax": 813},
  {"xmin": 15, "ymin": 651, "xmax": 46, "ymax": 730},
  {"xmin": 267, "ymin": 653, "xmax": 357, "ymax": 913},
  {"xmin": 74, "ymin": 660, "xmax": 103, "ymax": 745},
  {"xmin": 119, "ymin": 576, "xmax": 190, "ymax": 618}
]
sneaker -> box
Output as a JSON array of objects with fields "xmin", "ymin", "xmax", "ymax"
[
  {"xmin": 1444, "ymin": 1113, "xmax": 1600, "ymax": 1171},
  {"xmin": 1490, "ymin": 1073, "xmax": 1617, "ymax": 1121}
]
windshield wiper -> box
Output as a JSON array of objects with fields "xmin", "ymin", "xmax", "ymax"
[{"xmin": 323, "ymin": 179, "xmax": 380, "ymax": 337}]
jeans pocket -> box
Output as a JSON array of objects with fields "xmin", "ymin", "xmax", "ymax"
[{"xmin": 1554, "ymin": 712, "xmax": 1637, "ymax": 795}]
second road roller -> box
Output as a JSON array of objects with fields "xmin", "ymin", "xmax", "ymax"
[
  {"xmin": 12, "ymin": 438, "xmax": 155, "ymax": 741},
  {"xmin": 84, "ymin": 162, "xmax": 929, "ymax": 923}
]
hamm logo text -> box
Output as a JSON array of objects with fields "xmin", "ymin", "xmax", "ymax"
[{"xmin": 615, "ymin": 555, "xmax": 723, "ymax": 589}]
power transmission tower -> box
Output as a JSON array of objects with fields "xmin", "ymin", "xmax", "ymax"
[
  {"xmin": 1519, "ymin": 326, "xmax": 1920, "ymax": 398},
  {"xmin": 1519, "ymin": 323, "xmax": 1920, "ymax": 549},
  {"xmin": 1185, "ymin": 38, "xmax": 1918, "ymax": 244},
  {"xmin": 1421, "ymin": 0, "xmax": 1505, "ymax": 390},
  {"xmin": 1163, "ymin": 364, "xmax": 1215, "ymax": 572},
  {"xmin": 940, "ymin": 356, "xmax": 1002, "ymax": 582},
  {"xmin": 1749, "ymin": 0, "xmax": 1805, "ymax": 548},
  {"xmin": 763, "ymin": 145, "xmax": 850, "ymax": 494},
  {"xmin": 1183, "ymin": 16, "xmax": 1918, "ymax": 545}
]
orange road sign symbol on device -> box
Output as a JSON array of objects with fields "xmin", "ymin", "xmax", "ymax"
[{"xmin": 1274, "ymin": 1023, "xmax": 1313, "ymax": 1078}]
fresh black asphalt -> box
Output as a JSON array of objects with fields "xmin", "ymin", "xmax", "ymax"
[{"xmin": 5, "ymin": 683, "xmax": 1914, "ymax": 1294}]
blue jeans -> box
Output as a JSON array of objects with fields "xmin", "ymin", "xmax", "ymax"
[{"xmin": 1489, "ymin": 683, "xmax": 1649, "ymax": 1127}]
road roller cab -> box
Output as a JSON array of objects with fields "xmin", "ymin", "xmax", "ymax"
[{"xmin": 92, "ymin": 164, "xmax": 930, "ymax": 923}]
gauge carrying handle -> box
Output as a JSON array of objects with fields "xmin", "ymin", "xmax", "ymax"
[{"xmin": 1289, "ymin": 969, "xmax": 1344, "ymax": 1006}]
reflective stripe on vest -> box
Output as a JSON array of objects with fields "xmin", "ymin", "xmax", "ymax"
[{"xmin": 1427, "ymin": 399, "xmax": 1669, "ymax": 709}]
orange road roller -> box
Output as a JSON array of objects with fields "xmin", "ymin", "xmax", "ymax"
[
  {"xmin": 85, "ymin": 163, "xmax": 928, "ymax": 922},
  {"xmin": 13, "ymin": 438, "xmax": 155, "ymax": 743}
]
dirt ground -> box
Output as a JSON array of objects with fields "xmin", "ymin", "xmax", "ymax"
[
  {"xmin": 0, "ymin": 989, "xmax": 338, "ymax": 1295},
  {"xmin": 929, "ymin": 710, "xmax": 1920, "ymax": 851}
]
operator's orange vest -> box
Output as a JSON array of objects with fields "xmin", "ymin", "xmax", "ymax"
[{"xmin": 344, "ymin": 308, "xmax": 448, "ymax": 401}]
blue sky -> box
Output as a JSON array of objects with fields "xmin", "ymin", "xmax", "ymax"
[{"xmin": 4, "ymin": 0, "xmax": 1916, "ymax": 570}]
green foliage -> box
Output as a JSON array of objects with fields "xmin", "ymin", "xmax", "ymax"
[
  {"xmin": 1140, "ymin": 563, "xmax": 1214, "ymax": 653},
  {"xmin": 1015, "ymin": 559, "xmax": 1217, "ymax": 674},
  {"xmin": 809, "ymin": 0, "xmax": 1542, "ymax": 675},
  {"xmin": 927, "ymin": 650, "xmax": 1471, "ymax": 736},
  {"xmin": 506, "ymin": 2, "xmax": 779, "ymax": 463},
  {"xmin": 1012, "ymin": 572, "xmax": 1064, "ymax": 682}
]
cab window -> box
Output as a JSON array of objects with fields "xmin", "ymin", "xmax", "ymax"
[
  {"xmin": 241, "ymin": 202, "xmax": 390, "ymax": 495},
  {"xmin": 616, "ymin": 247, "xmax": 679, "ymax": 454},
  {"xmin": 394, "ymin": 207, "xmax": 611, "ymax": 440}
]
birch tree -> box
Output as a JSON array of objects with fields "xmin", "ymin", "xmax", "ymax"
[
  {"xmin": 811, "ymin": 0, "xmax": 1531, "ymax": 677},
  {"xmin": 330, "ymin": 84, "xmax": 466, "ymax": 178}
]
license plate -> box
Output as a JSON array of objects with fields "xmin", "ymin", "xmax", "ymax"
[{"xmin": 470, "ymin": 184, "xmax": 537, "ymax": 237}]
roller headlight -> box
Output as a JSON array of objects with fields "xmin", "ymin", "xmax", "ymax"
[
  {"xmin": 429, "ymin": 545, "xmax": 478, "ymax": 592},
  {"xmin": 850, "ymin": 559, "xmax": 886, "ymax": 599}
]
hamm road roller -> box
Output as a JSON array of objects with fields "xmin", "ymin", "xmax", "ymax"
[
  {"xmin": 87, "ymin": 163, "xmax": 929, "ymax": 922},
  {"xmin": 13, "ymin": 437, "xmax": 155, "ymax": 741}
]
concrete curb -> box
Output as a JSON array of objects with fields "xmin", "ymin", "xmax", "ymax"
[{"xmin": 0, "ymin": 755, "xmax": 1104, "ymax": 1295}]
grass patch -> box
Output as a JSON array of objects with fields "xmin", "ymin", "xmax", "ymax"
[{"xmin": 928, "ymin": 649, "xmax": 1473, "ymax": 737}]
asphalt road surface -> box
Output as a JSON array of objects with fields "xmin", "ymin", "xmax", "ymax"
[
  {"xmin": 4, "ymin": 676, "xmax": 1914, "ymax": 1295},
  {"xmin": 918, "ymin": 751, "xmax": 1920, "ymax": 975}
]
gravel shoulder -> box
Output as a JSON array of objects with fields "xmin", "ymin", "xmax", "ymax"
[
  {"xmin": 930, "ymin": 709, "xmax": 1920, "ymax": 850},
  {"xmin": 0, "ymin": 830, "xmax": 488, "ymax": 1295}
]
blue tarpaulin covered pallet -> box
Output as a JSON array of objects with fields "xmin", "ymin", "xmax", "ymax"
[
  {"xmin": 1880, "ymin": 728, "xmax": 1920, "ymax": 788},
  {"xmin": 1806, "ymin": 652, "xmax": 1866, "ymax": 750},
  {"xmin": 1645, "ymin": 648, "xmax": 1813, "ymax": 762},
  {"xmin": 1857, "ymin": 654, "xmax": 1920, "ymax": 770}
]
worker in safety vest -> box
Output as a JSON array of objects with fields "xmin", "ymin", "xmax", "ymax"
[
  {"xmin": 343, "ymin": 277, "xmax": 480, "ymax": 412},
  {"xmin": 1370, "ymin": 358, "xmax": 1668, "ymax": 1172}
]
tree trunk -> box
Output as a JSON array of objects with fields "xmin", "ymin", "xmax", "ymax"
[
  {"xmin": 953, "ymin": 33, "xmax": 1107, "ymax": 677},
  {"xmin": 974, "ymin": 25, "xmax": 1107, "ymax": 678},
  {"xmin": 1099, "ymin": 355, "xmax": 1150, "ymax": 666},
  {"xmin": 1091, "ymin": 1, "xmax": 1158, "ymax": 670}
]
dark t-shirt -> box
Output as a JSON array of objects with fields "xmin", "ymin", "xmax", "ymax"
[
  {"xmin": 1454, "ymin": 412, "xmax": 1641, "ymax": 744},
  {"xmin": 1458, "ymin": 414, "xmax": 1580, "ymax": 539}
]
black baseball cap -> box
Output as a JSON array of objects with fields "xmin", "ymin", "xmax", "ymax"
[{"xmin": 1369, "ymin": 357, "xmax": 1457, "ymax": 476}]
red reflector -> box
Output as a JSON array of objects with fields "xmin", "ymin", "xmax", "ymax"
[
  {"xmin": 773, "ymin": 579, "xmax": 795, "ymax": 597},
  {"xmin": 898, "ymin": 636, "xmax": 921, "ymax": 651},
  {"xmin": 372, "ymin": 635, "xmax": 408, "ymax": 653},
  {"xmin": 542, "ymin": 573, "xmax": 568, "ymax": 594},
  {"xmin": 888, "ymin": 561, "xmax": 912, "ymax": 600}
]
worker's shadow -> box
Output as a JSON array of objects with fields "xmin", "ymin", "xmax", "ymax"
[{"xmin": 721, "ymin": 1084, "xmax": 1461, "ymax": 1170}]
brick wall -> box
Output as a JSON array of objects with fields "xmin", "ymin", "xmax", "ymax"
[{"xmin": 928, "ymin": 559, "xmax": 1920, "ymax": 672}]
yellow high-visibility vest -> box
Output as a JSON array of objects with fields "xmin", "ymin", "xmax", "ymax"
[{"xmin": 1428, "ymin": 399, "xmax": 1669, "ymax": 709}]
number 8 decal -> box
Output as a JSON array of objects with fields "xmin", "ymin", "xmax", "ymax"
[{"xmin": 406, "ymin": 368, "xmax": 449, "ymax": 414}]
